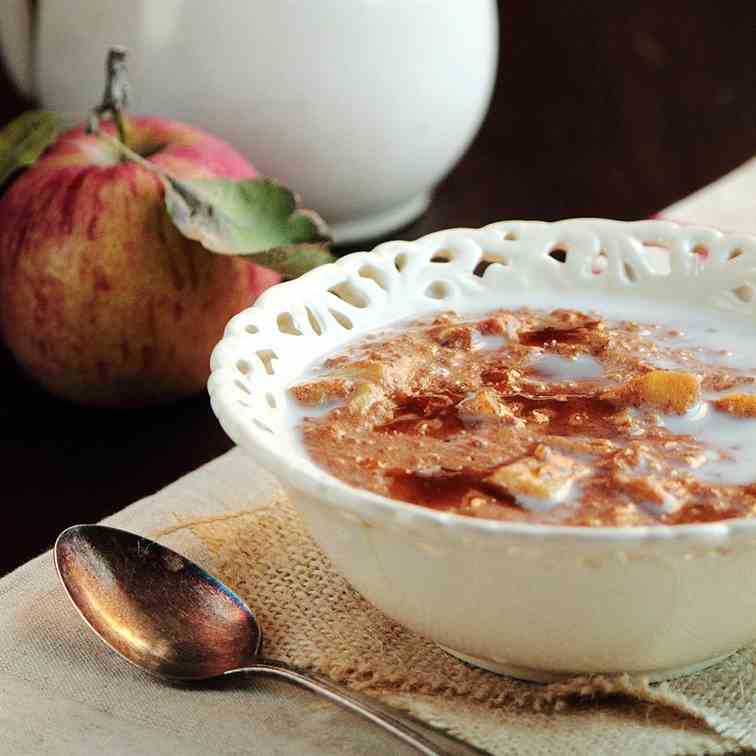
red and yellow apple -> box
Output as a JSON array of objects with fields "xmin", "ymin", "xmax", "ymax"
[{"xmin": 0, "ymin": 117, "xmax": 281, "ymax": 407}]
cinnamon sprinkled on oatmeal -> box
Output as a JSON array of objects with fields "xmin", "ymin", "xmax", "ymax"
[{"xmin": 291, "ymin": 308, "xmax": 756, "ymax": 526}]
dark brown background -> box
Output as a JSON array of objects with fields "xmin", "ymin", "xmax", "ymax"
[{"xmin": 1, "ymin": 1, "xmax": 755, "ymax": 575}]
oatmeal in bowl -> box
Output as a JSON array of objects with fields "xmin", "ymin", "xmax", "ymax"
[
  {"xmin": 210, "ymin": 219, "xmax": 756, "ymax": 682},
  {"xmin": 292, "ymin": 305, "xmax": 756, "ymax": 527}
]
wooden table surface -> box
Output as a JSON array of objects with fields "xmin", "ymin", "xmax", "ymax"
[{"xmin": 2, "ymin": 1, "xmax": 755, "ymax": 575}]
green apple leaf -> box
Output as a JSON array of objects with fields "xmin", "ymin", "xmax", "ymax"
[
  {"xmin": 0, "ymin": 110, "xmax": 60, "ymax": 191},
  {"xmin": 244, "ymin": 244, "xmax": 335, "ymax": 278},
  {"xmin": 92, "ymin": 128, "xmax": 334, "ymax": 277},
  {"xmin": 163, "ymin": 176, "xmax": 333, "ymax": 276}
]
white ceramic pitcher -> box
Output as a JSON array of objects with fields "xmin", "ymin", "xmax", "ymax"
[{"xmin": 0, "ymin": 0, "xmax": 498, "ymax": 243}]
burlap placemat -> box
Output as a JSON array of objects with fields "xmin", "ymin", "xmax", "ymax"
[{"xmin": 159, "ymin": 492, "xmax": 756, "ymax": 755}]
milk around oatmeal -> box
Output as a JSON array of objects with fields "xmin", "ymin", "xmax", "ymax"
[{"xmin": 289, "ymin": 302, "xmax": 756, "ymax": 526}]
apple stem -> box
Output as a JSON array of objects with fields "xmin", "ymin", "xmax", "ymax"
[{"xmin": 88, "ymin": 46, "xmax": 130, "ymax": 152}]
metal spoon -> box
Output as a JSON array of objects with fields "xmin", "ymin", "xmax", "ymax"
[{"xmin": 54, "ymin": 524, "xmax": 469, "ymax": 756}]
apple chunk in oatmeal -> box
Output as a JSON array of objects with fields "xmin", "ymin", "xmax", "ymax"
[{"xmin": 290, "ymin": 307, "xmax": 756, "ymax": 526}]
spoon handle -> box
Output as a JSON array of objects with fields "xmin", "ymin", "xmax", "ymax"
[{"xmin": 240, "ymin": 658, "xmax": 467, "ymax": 755}]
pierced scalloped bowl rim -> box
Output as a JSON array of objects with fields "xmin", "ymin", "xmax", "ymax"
[{"xmin": 209, "ymin": 218, "xmax": 756, "ymax": 547}]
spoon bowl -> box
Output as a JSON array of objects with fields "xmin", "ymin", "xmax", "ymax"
[
  {"xmin": 55, "ymin": 524, "xmax": 261, "ymax": 680},
  {"xmin": 54, "ymin": 524, "xmax": 472, "ymax": 756}
]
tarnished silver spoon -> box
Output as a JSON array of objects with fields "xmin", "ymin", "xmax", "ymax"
[{"xmin": 55, "ymin": 524, "xmax": 474, "ymax": 756}]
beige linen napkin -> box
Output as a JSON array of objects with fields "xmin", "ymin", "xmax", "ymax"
[
  {"xmin": 1, "ymin": 447, "xmax": 755, "ymax": 755},
  {"xmin": 661, "ymin": 157, "xmax": 756, "ymax": 235},
  {"xmin": 1, "ymin": 451, "xmax": 444, "ymax": 756},
  {"xmin": 3, "ymin": 161, "xmax": 756, "ymax": 755}
]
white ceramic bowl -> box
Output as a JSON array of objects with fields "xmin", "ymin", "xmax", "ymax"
[{"xmin": 209, "ymin": 219, "xmax": 756, "ymax": 682}]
